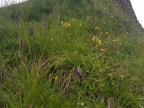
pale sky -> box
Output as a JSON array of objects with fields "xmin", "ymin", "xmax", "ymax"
[
  {"xmin": 0, "ymin": 0, "xmax": 144, "ymax": 28},
  {"xmin": 129, "ymin": 0, "xmax": 144, "ymax": 28},
  {"xmin": 0, "ymin": 0, "xmax": 28, "ymax": 7}
]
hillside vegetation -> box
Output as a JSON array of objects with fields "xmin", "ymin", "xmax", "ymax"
[{"xmin": 0, "ymin": 0, "xmax": 144, "ymax": 107}]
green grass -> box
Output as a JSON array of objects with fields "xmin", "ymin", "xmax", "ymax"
[{"xmin": 0, "ymin": 0, "xmax": 144, "ymax": 107}]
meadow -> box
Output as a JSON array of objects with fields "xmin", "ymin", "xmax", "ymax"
[{"xmin": 0, "ymin": 0, "xmax": 143, "ymax": 107}]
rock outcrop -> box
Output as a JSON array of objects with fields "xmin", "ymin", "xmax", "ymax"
[
  {"xmin": 115, "ymin": 0, "xmax": 136, "ymax": 20},
  {"xmin": 114, "ymin": 0, "xmax": 143, "ymax": 28}
]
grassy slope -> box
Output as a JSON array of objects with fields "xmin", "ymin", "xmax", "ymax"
[{"xmin": 0, "ymin": 0, "xmax": 144, "ymax": 107}]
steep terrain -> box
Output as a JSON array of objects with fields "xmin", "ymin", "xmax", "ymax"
[
  {"xmin": 0, "ymin": 0, "xmax": 144, "ymax": 107},
  {"xmin": 115, "ymin": 0, "xmax": 137, "ymax": 21},
  {"xmin": 115, "ymin": 0, "xmax": 143, "ymax": 29}
]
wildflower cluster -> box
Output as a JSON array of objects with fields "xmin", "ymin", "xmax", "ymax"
[
  {"xmin": 61, "ymin": 21, "xmax": 71, "ymax": 28},
  {"xmin": 92, "ymin": 35, "xmax": 102, "ymax": 46},
  {"xmin": 105, "ymin": 32, "xmax": 109, "ymax": 35},
  {"xmin": 95, "ymin": 26, "xmax": 100, "ymax": 31},
  {"xmin": 91, "ymin": 24, "xmax": 122, "ymax": 53},
  {"xmin": 112, "ymin": 37, "xmax": 119, "ymax": 43}
]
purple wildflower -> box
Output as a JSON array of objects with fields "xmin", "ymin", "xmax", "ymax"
[
  {"xmin": 97, "ymin": 10, "xmax": 101, "ymax": 16},
  {"xmin": 19, "ymin": 39, "xmax": 24, "ymax": 48},
  {"xmin": 28, "ymin": 27, "xmax": 34, "ymax": 36},
  {"xmin": 75, "ymin": 69, "xmax": 83, "ymax": 77}
]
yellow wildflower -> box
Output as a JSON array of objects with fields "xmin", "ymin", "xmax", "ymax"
[
  {"xmin": 92, "ymin": 35, "xmax": 102, "ymax": 46},
  {"xmin": 62, "ymin": 22, "xmax": 71, "ymax": 28},
  {"xmin": 92, "ymin": 36, "xmax": 102, "ymax": 46},
  {"xmin": 67, "ymin": 23, "xmax": 71, "ymax": 27},
  {"xmin": 111, "ymin": 16, "xmax": 114, "ymax": 18},
  {"xmin": 92, "ymin": 35, "xmax": 96, "ymax": 42},
  {"xmin": 100, "ymin": 48, "xmax": 106, "ymax": 52},
  {"xmin": 96, "ymin": 37, "xmax": 102, "ymax": 46},
  {"xmin": 113, "ymin": 37, "xmax": 119, "ymax": 43},
  {"xmin": 105, "ymin": 32, "xmax": 109, "ymax": 35},
  {"xmin": 54, "ymin": 76, "xmax": 58, "ymax": 82},
  {"xmin": 95, "ymin": 27, "xmax": 100, "ymax": 31}
]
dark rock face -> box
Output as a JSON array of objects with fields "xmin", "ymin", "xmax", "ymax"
[
  {"xmin": 115, "ymin": 0, "xmax": 137, "ymax": 21},
  {"xmin": 114, "ymin": 0, "xmax": 143, "ymax": 28}
]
